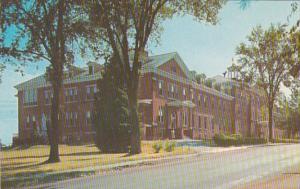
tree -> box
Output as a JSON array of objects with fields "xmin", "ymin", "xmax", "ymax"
[
  {"xmin": 0, "ymin": 63, "xmax": 4, "ymax": 83},
  {"xmin": 0, "ymin": 1, "xmax": 94, "ymax": 162},
  {"xmin": 88, "ymin": 0, "xmax": 226, "ymax": 154},
  {"xmin": 236, "ymin": 25, "xmax": 297, "ymax": 141},
  {"xmin": 196, "ymin": 73, "xmax": 206, "ymax": 84},
  {"xmin": 94, "ymin": 59, "xmax": 130, "ymax": 153}
]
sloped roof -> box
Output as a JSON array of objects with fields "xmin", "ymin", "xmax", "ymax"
[
  {"xmin": 144, "ymin": 52, "xmax": 192, "ymax": 79},
  {"xmin": 14, "ymin": 68, "xmax": 102, "ymax": 90}
]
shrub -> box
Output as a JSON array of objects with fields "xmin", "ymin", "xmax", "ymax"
[
  {"xmin": 213, "ymin": 133, "xmax": 267, "ymax": 147},
  {"xmin": 152, "ymin": 141, "xmax": 163, "ymax": 153},
  {"xmin": 164, "ymin": 141, "xmax": 176, "ymax": 152},
  {"xmin": 271, "ymin": 138, "xmax": 300, "ymax": 144}
]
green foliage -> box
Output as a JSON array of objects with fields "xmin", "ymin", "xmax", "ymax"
[
  {"xmin": 164, "ymin": 140, "xmax": 176, "ymax": 152},
  {"xmin": 213, "ymin": 83, "xmax": 221, "ymax": 91},
  {"xmin": 94, "ymin": 61, "xmax": 130, "ymax": 153},
  {"xmin": 152, "ymin": 141, "xmax": 163, "ymax": 153},
  {"xmin": 195, "ymin": 73, "xmax": 206, "ymax": 84},
  {"xmin": 204, "ymin": 79, "xmax": 213, "ymax": 88},
  {"xmin": 213, "ymin": 133, "xmax": 267, "ymax": 147},
  {"xmin": 88, "ymin": 0, "xmax": 226, "ymax": 154},
  {"xmin": 271, "ymin": 138, "xmax": 300, "ymax": 144},
  {"xmin": 236, "ymin": 24, "xmax": 298, "ymax": 140}
]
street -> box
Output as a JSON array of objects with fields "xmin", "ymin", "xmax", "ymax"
[{"xmin": 39, "ymin": 144, "xmax": 300, "ymax": 189}]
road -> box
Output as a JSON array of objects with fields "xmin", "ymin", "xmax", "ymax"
[{"xmin": 41, "ymin": 144, "xmax": 300, "ymax": 189}]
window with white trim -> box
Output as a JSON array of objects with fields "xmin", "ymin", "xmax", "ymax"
[
  {"xmin": 86, "ymin": 111, "xmax": 92, "ymax": 125},
  {"xmin": 65, "ymin": 87, "xmax": 78, "ymax": 102},
  {"xmin": 158, "ymin": 80, "xmax": 163, "ymax": 96},
  {"xmin": 158, "ymin": 106, "xmax": 164, "ymax": 123},
  {"xmin": 44, "ymin": 90, "xmax": 53, "ymax": 104},
  {"xmin": 24, "ymin": 88, "xmax": 37, "ymax": 106},
  {"xmin": 86, "ymin": 85, "xmax": 97, "ymax": 100}
]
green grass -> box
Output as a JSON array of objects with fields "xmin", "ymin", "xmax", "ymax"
[{"xmin": 1, "ymin": 141, "xmax": 195, "ymax": 188}]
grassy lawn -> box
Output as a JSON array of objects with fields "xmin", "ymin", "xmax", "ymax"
[{"xmin": 1, "ymin": 141, "xmax": 194, "ymax": 179}]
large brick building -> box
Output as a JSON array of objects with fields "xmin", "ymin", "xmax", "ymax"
[{"xmin": 14, "ymin": 52, "xmax": 282, "ymax": 144}]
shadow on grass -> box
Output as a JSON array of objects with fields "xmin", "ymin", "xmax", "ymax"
[
  {"xmin": 4, "ymin": 151, "xmax": 101, "ymax": 160},
  {"xmin": 1, "ymin": 169, "xmax": 96, "ymax": 189},
  {"xmin": 3, "ymin": 160, "xmax": 49, "ymax": 171}
]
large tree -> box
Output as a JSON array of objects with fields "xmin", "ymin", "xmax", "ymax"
[
  {"xmin": 236, "ymin": 25, "xmax": 297, "ymax": 140},
  {"xmin": 88, "ymin": 0, "xmax": 225, "ymax": 154},
  {"xmin": 0, "ymin": 1, "xmax": 95, "ymax": 162},
  {"xmin": 94, "ymin": 59, "xmax": 130, "ymax": 153}
]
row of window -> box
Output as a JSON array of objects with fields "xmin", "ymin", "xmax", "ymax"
[
  {"xmin": 24, "ymin": 111, "xmax": 93, "ymax": 128},
  {"xmin": 158, "ymin": 80, "xmax": 231, "ymax": 113},
  {"xmin": 156, "ymin": 109, "xmax": 231, "ymax": 134},
  {"xmin": 24, "ymin": 85, "xmax": 97, "ymax": 106}
]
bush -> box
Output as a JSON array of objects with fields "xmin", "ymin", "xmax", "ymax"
[
  {"xmin": 271, "ymin": 138, "xmax": 300, "ymax": 144},
  {"xmin": 152, "ymin": 141, "xmax": 163, "ymax": 153},
  {"xmin": 213, "ymin": 133, "xmax": 267, "ymax": 147},
  {"xmin": 164, "ymin": 141, "xmax": 176, "ymax": 152}
]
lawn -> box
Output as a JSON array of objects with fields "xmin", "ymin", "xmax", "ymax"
[{"xmin": 1, "ymin": 141, "xmax": 194, "ymax": 178}]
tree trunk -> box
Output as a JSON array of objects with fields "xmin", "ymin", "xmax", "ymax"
[
  {"xmin": 247, "ymin": 96, "xmax": 252, "ymax": 137},
  {"xmin": 268, "ymin": 104, "xmax": 273, "ymax": 141},
  {"xmin": 128, "ymin": 88, "xmax": 141, "ymax": 154},
  {"xmin": 48, "ymin": 82, "xmax": 61, "ymax": 163}
]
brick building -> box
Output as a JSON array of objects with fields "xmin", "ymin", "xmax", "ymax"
[{"xmin": 14, "ymin": 52, "xmax": 282, "ymax": 144}]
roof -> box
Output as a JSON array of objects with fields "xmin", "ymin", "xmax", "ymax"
[
  {"xmin": 144, "ymin": 52, "xmax": 192, "ymax": 79},
  {"xmin": 14, "ymin": 66, "xmax": 102, "ymax": 90}
]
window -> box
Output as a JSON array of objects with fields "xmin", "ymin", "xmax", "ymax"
[
  {"xmin": 190, "ymin": 89, "xmax": 194, "ymax": 101},
  {"xmin": 198, "ymin": 116, "xmax": 201, "ymax": 131},
  {"xmin": 198, "ymin": 95, "xmax": 201, "ymax": 108},
  {"xmin": 172, "ymin": 66, "xmax": 176, "ymax": 73},
  {"xmin": 86, "ymin": 85, "xmax": 97, "ymax": 100},
  {"xmin": 24, "ymin": 88, "xmax": 37, "ymax": 106},
  {"xmin": 65, "ymin": 87, "xmax": 78, "ymax": 102},
  {"xmin": 158, "ymin": 81, "xmax": 163, "ymax": 96},
  {"xmin": 182, "ymin": 112, "xmax": 188, "ymax": 127},
  {"xmin": 66, "ymin": 112, "xmax": 77, "ymax": 127},
  {"xmin": 158, "ymin": 106, "xmax": 164, "ymax": 123},
  {"xmin": 45, "ymin": 90, "xmax": 53, "ymax": 104},
  {"xmin": 86, "ymin": 111, "xmax": 92, "ymax": 125},
  {"xmin": 191, "ymin": 114, "xmax": 194, "ymax": 129}
]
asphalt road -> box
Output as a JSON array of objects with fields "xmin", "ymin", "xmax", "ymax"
[{"xmin": 42, "ymin": 144, "xmax": 300, "ymax": 189}]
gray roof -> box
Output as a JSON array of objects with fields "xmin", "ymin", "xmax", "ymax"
[{"xmin": 14, "ymin": 68, "xmax": 102, "ymax": 90}]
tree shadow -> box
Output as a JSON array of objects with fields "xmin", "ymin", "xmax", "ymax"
[
  {"xmin": 3, "ymin": 161, "xmax": 49, "ymax": 171},
  {"xmin": 4, "ymin": 151, "xmax": 101, "ymax": 160}
]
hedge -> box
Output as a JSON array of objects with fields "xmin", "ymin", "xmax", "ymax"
[
  {"xmin": 213, "ymin": 133, "xmax": 267, "ymax": 147},
  {"xmin": 271, "ymin": 138, "xmax": 300, "ymax": 144}
]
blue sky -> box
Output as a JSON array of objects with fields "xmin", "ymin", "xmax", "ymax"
[{"xmin": 0, "ymin": 1, "xmax": 298, "ymax": 145}]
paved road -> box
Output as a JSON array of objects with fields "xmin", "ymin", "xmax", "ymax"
[{"xmin": 42, "ymin": 144, "xmax": 300, "ymax": 189}]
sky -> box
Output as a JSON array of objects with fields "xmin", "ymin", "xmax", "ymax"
[{"xmin": 0, "ymin": 1, "xmax": 298, "ymax": 145}]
